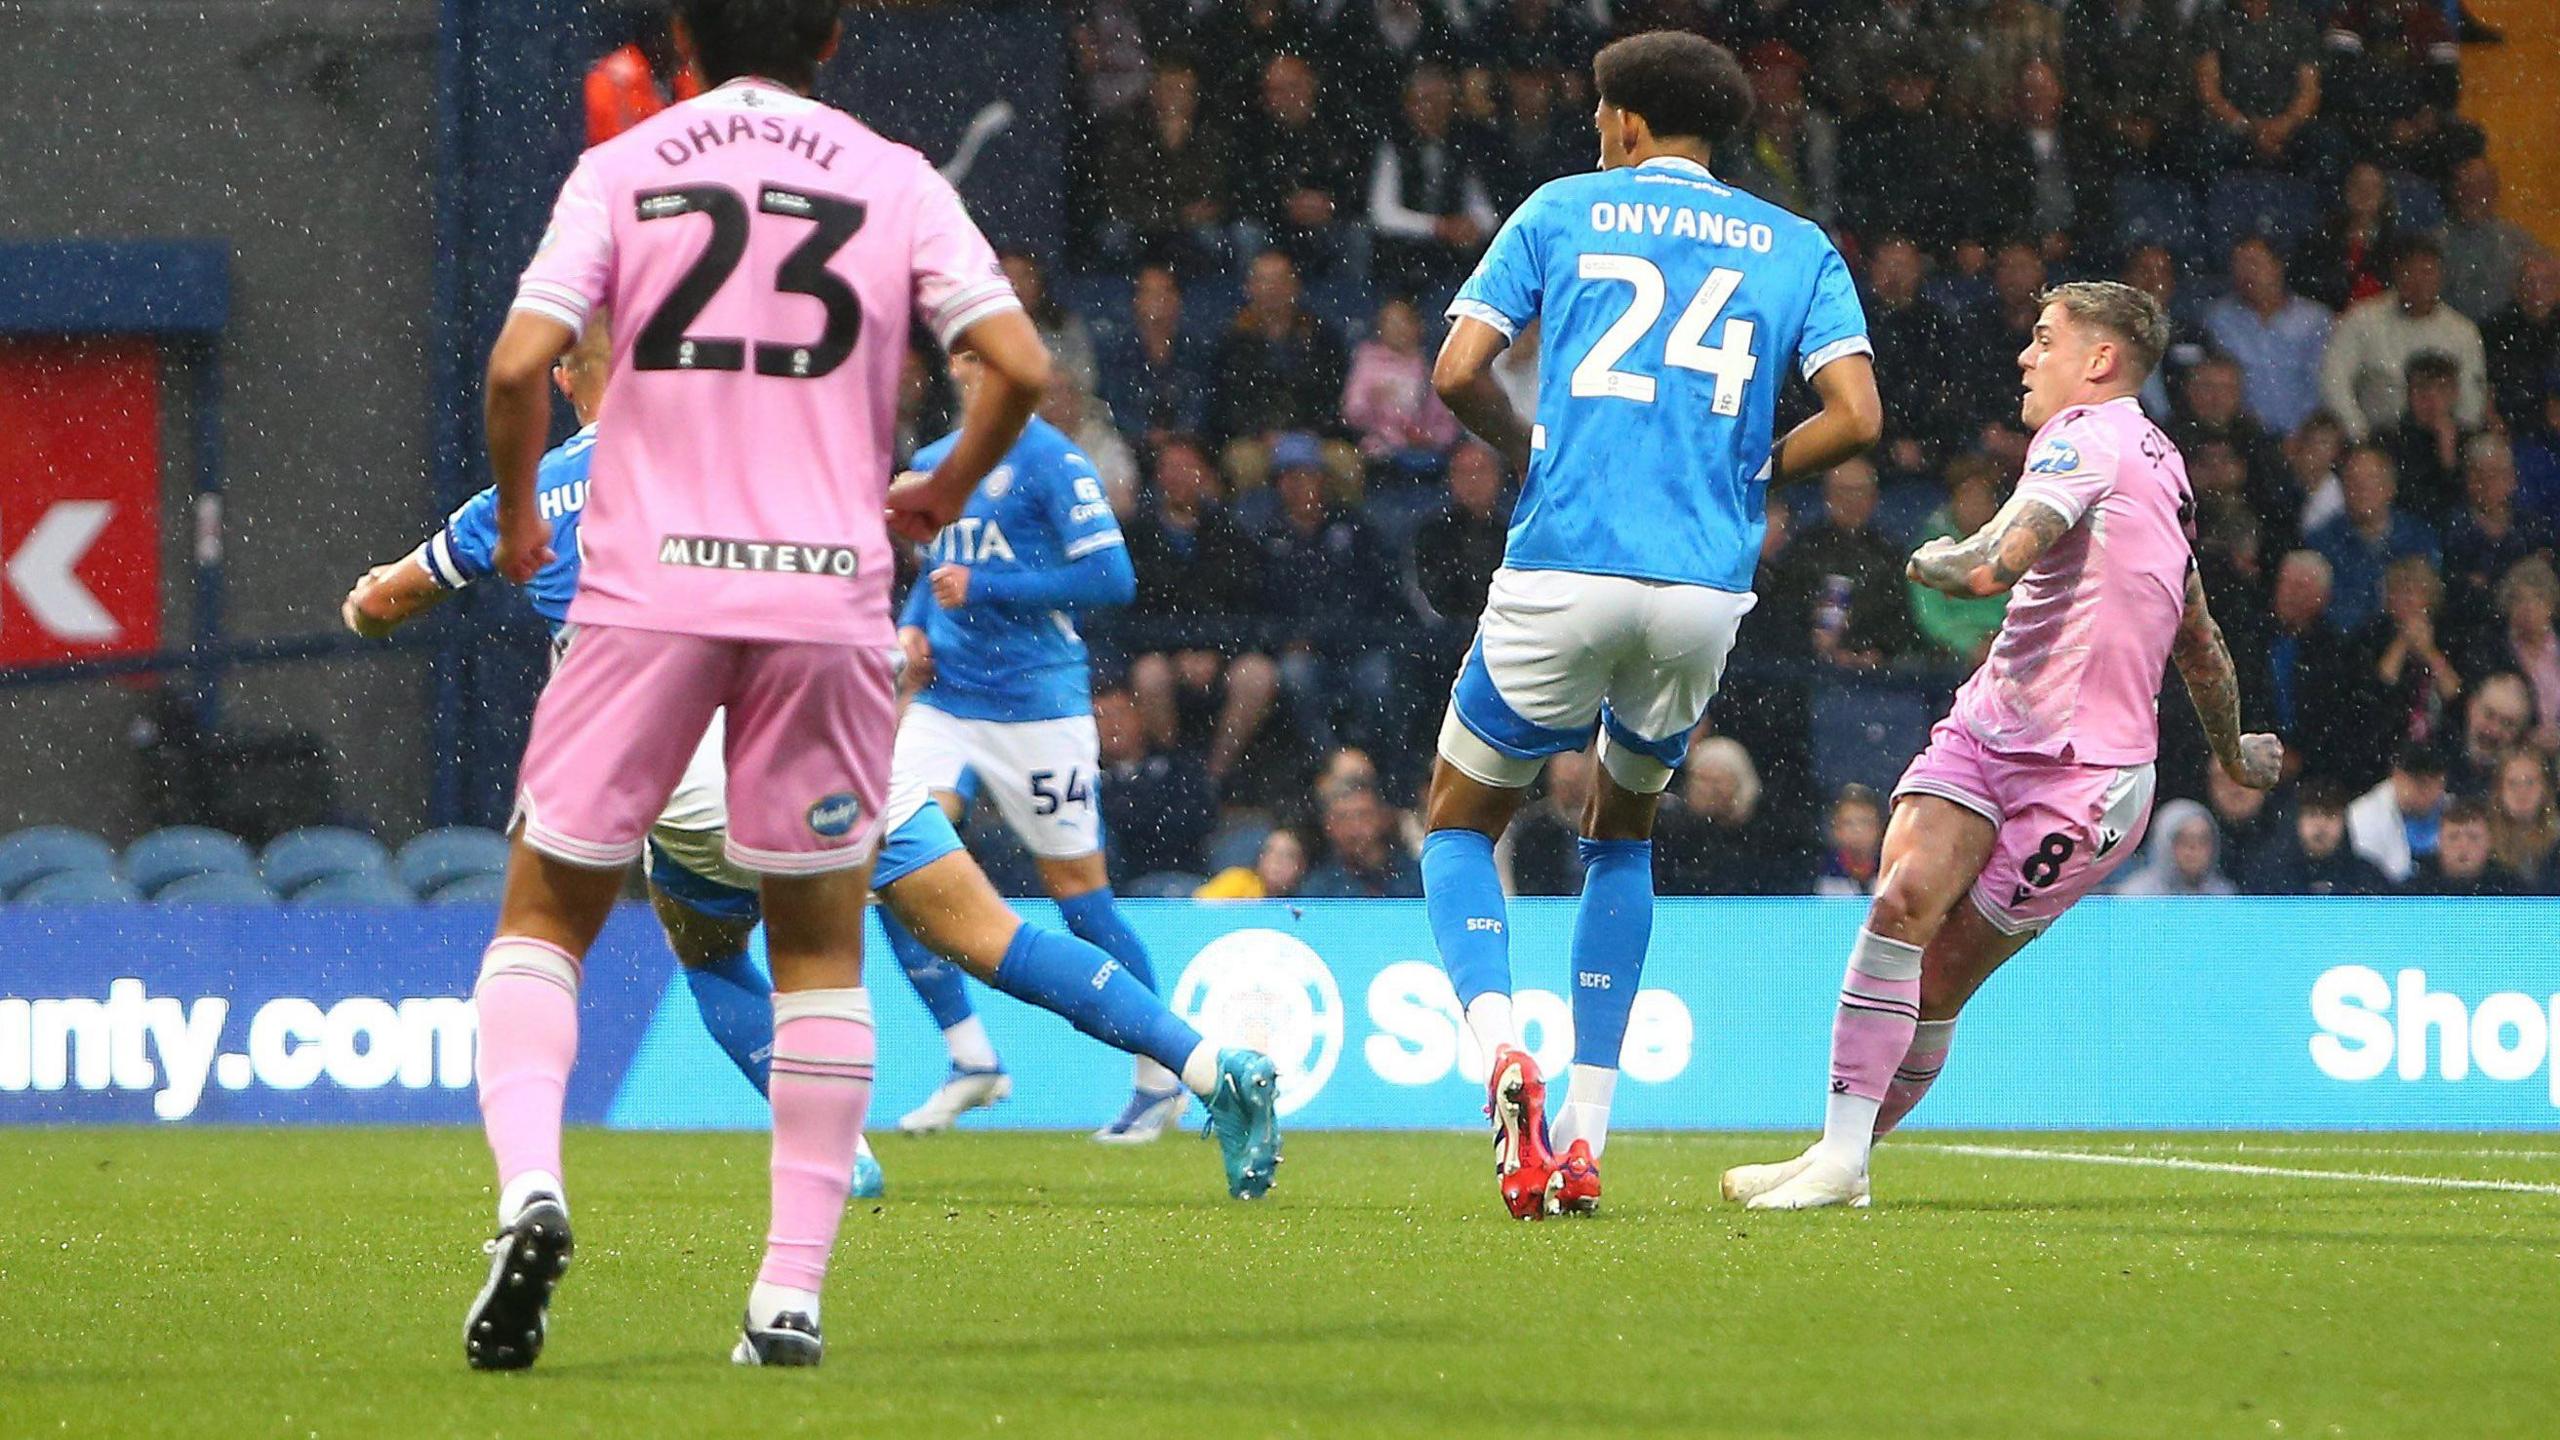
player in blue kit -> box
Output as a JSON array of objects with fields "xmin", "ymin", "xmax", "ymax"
[
  {"xmin": 342, "ymin": 320, "xmax": 1281, "ymax": 1203},
  {"xmin": 1423, "ymin": 31, "xmax": 1884, "ymax": 1218},
  {"xmin": 890, "ymin": 348, "xmax": 1195, "ymax": 1141}
]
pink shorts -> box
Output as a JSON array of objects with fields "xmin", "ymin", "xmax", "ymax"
[
  {"xmin": 1892, "ymin": 717, "xmax": 2156, "ymax": 935},
  {"xmin": 514, "ymin": 624, "xmax": 897, "ymax": 876}
]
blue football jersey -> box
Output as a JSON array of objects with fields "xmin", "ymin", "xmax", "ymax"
[
  {"xmin": 423, "ymin": 424, "xmax": 595, "ymax": 632},
  {"xmin": 907, "ymin": 417, "xmax": 1128, "ymax": 722},
  {"xmin": 1448, "ymin": 157, "xmax": 1870, "ymax": 592}
]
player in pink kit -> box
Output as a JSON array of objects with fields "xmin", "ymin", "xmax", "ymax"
[
  {"xmin": 461, "ymin": 0, "xmax": 1050, "ymax": 1370},
  {"xmin": 1724, "ymin": 282, "xmax": 2284, "ymax": 1210}
]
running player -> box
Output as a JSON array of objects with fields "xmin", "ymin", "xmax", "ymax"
[
  {"xmin": 1424, "ymin": 30, "xmax": 1882, "ymax": 1219},
  {"xmin": 888, "ymin": 349, "xmax": 1188, "ymax": 1142},
  {"xmin": 1721, "ymin": 281, "xmax": 2282, "ymax": 1212},
  {"xmin": 460, "ymin": 0, "xmax": 1064, "ymax": 1371},
  {"xmin": 344, "ymin": 326, "xmax": 1278, "ymax": 1215}
]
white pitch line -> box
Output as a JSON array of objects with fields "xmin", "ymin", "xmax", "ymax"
[
  {"xmin": 1916, "ymin": 1142, "xmax": 2560, "ymax": 1197},
  {"xmin": 2073, "ymin": 1142, "xmax": 2560, "ymax": 1163}
]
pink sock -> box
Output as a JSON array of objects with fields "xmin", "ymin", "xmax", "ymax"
[
  {"xmin": 1813, "ymin": 928, "xmax": 1924, "ymax": 1170},
  {"xmin": 759, "ymin": 989, "xmax": 877, "ymax": 1295},
  {"xmin": 1877, "ymin": 1018, "xmax": 1958, "ymax": 1137},
  {"xmin": 474, "ymin": 938, "xmax": 582, "ymax": 1204}
]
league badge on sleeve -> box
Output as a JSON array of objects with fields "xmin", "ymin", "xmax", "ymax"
[{"xmin": 2025, "ymin": 438, "xmax": 2082, "ymax": 476}]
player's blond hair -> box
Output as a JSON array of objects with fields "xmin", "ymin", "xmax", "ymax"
[{"xmin": 2038, "ymin": 281, "xmax": 2168, "ymax": 382}]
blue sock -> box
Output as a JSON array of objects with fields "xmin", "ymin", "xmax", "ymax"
[
  {"xmin": 1569, "ymin": 838, "xmax": 1655, "ymax": 1069},
  {"xmin": 683, "ymin": 945, "xmax": 774, "ymax": 1095},
  {"xmin": 1423, "ymin": 828, "xmax": 1510, "ymax": 1007},
  {"xmin": 884, "ymin": 909, "xmax": 979, "ymax": 1033},
  {"xmin": 1057, "ymin": 887, "xmax": 1157, "ymax": 992},
  {"xmin": 992, "ymin": 924, "xmax": 1204, "ymax": 1083}
]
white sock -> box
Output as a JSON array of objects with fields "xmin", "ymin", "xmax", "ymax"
[
  {"xmin": 748, "ymin": 1279, "xmax": 821, "ymax": 1330},
  {"xmin": 1814, "ymin": 1091, "xmax": 1883, "ymax": 1174},
  {"xmin": 856, "ymin": 1134, "xmax": 876, "ymax": 1162},
  {"xmin": 1550, "ymin": 1064, "xmax": 1619, "ymax": 1156},
  {"xmin": 1177, "ymin": 1040, "xmax": 1220, "ymax": 1099},
  {"xmin": 1133, "ymin": 1053, "xmax": 1179, "ymax": 1093},
  {"xmin": 497, "ymin": 1170, "xmax": 564, "ymax": 1226},
  {"xmin": 1464, "ymin": 993, "xmax": 1515, "ymax": 1063},
  {"xmin": 942, "ymin": 1016, "xmax": 998, "ymax": 1072}
]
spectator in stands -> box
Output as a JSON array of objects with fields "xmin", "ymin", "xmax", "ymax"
[
  {"xmin": 2191, "ymin": 0, "xmax": 2325, "ymax": 176},
  {"xmin": 2322, "ymin": 0, "xmax": 2477, "ymax": 182},
  {"xmin": 1341, "ymin": 297, "xmax": 1460, "ymax": 478},
  {"xmin": 1907, "ymin": 458, "xmax": 2010, "ymax": 667},
  {"xmin": 583, "ymin": 13, "xmax": 697, "ymax": 146},
  {"xmin": 1716, "ymin": 0, "xmax": 1832, "ymax": 58},
  {"xmin": 1481, "ymin": 65, "xmax": 1586, "ymax": 215},
  {"xmin": 1098, "ymin": 55, "xmax": 1230, "ymax": 275},
  {"xmin": 2207, "ymin": 763, "xmax": 2283, "ymax": 859},
  {"xmin": 2292, "ymin": 161, "xmax": 2403, "ymax": 312},
  {"xmin": 1121, "ymin": 437, "xmax": 1281, "ymax": 788},
  {"xmin": 2124, "ymin": 242, "xmax": 2210, "ymax": 411},
  {"xmin": 1187, "ymin": 0, "xmax": 1312, "ymax": 97},
  {"xmin": 2461, "ymin": 557, "xmax": 2560, "ymax": 754},
  {"xmin": 1964, "ymin": 243, "xmax": 2051, "ymax": 428},
  {"xmin": 2438, "ymin": 157, "xmax": 2534, "ymax": 322},
  {"xmin": 2487, "ymin": 750, "xmax": 2559, "ymax": 890},
  {"xmin": 1323, "ymin": 0, "xmax": 1466, "ymax": 140},
  {"xmin": 1772, "ymin": 460, "xmax": 1921, "ymax": 670},
  {"xmin": 1367, "ymin": 66, "xmax": 1500, "ymax": 298},
  {"xmin": 1095, "ymin": 264, "xmax": 1209, "ymax": 446},
  {"xmin": 1068, "ymin": 0, "xmax": 1153, "ymax": 122},
  {"xmin": 1721, "ymin": 43, "xmax": 1838, "ymax": 228},
  {"xmin": 1969, "ymin": 59, "xmax": 2082, "ymax": 262},
  {"xmin": 2116, "ymin": 800, "xmax": 2239, "ymax": 896},
  {"xmin": 2407, "ymin": 798, "xmax": 2524, "ymax": 896},
  {"xmin": 1228, "ymin": 55, "xmax": 1364, "ymax": 280},
  {"xmin": 2356, "ymin": 556, "xmax": 2465, "ymax": 763},
  {"xmin": 2174, "ymin": 354, "xmax": 2290, "ymax": 526},
  {"xmin": 1655, "ymin": 737, "xmax": 1799, "ymax": 896},
  {"xmin": 1821, "ymin": 0, "xmax": 1942, "ymax": 120},
  {"xmin": 2347, "ymin": 739, "xmax": 2449, "ymax": 883},
  {"xmin": 1409, "ymin": 441, "xmax": 1510, "ymax": 631},
  {"xmin": 1862, "ymin": 236, "xmax": 1969, "ymax": 468},
  {"xmin": 2262, "ymin": 550, "xmax": 2360, "ymax": 783},
  {"xmin": 2440, "ymin": 436, "xmax": 2553, "ymax": 632},
  {"xmin": 2319, "ymin": 236, "xmax": 2490, "ymax": 440},
  {"xmin": 2240, "ymin": 779, "xmax": 2392, "ymax": 894},
  {"xmin": 1094, "ymin": 684, "xmax": 1216, "ymax": 880},
  {"xmin": 2206, "ymin": 234, "xmax": 2335, "ymax": 437},
  {"xmin": 1211, "ymin": 250, "xmax": 1349, "ymax": 450},
  {"xmin": 2306, "ymin": 445, "xmax": 2439, "ymax": 633},
  {"xmin": 1001, "ymin": 250, "xmax": 1101, "ymax": 413},
  {"xmin": 1195, "ymin": 827, "xmax": 1308, "ymax": 900},
  {"xmin": 1301, "ymin": 783, "xmax": 1422, "ymax": 898},
  {"xmin": 1258, "ymin": 434, "xmax": 1409, "ymax": 754},
  {"xmin": 1945, "ymin": 0, "xmax": 2062, "ymax": 124},
  {"xmin": 1507, "ymin": 749, "xmax": 1591, "ymax": 897},
  {"xmin": 1038, "ymin": 373, "xmax": 1139, "ymax": 513},
  {"xmin": 2446, "ymin": 671, "xmax": 2531, "ymax": 799},
  {"xmin": 1837, "ymin": 44, "xmax": 1964, "ymax": 251},
  {"xmin": 2483, "ymin": 251, "xmax": 2559, "ymax": 433},
  {"xmin": 2061, "ymin": 0, "xmax": 2191, "ymax": 181},
  {"xmin": 1470, "ymin": 0, "xmax": 1601, "ymax": 76},
  {"xmin": 1814, "ymin": 784, "xmax": 1885, "ymax": 897},
  {"xmin": 2377, "ymin": 351, "xmax": 2483, "ymax": 526},
  {"xmin": 2277, "ymin": 411, "xmax": 2351, "ymax": 546}
]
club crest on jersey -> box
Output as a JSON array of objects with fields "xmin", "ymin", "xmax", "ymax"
[
  {"xmin": 806, "ymin": 793, "xmax": 863, "ymax": 838},
  {"xmin": 981, "ymin": 466, "xmax": 1014, "ymax": 499},
  {"xmin": 2026, "ymin": 440, "xmax": 2082, "ymax": 476}
]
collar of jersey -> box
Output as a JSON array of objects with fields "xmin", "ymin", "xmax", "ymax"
[{"xmin": 1635, "ymin": 156, "xmax": 1714, "ymax": 179}]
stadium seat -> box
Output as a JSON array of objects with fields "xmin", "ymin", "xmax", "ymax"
[
  {"xmin": 14, "ymin": 869, "xmax": 144, "ymax": 904},
  {"xmin": 396, "ymin": 827, "xmax": 511, "ymax": 897},
  {"xmin": 0, "ymin": 826, "xmax": 119, "ymax": 899},
  {"xmin": 293, "ymin": 870, "xmax": 419, "ymax": 906},
  {"xmin": 426, "ymin": 872, "xmax": 508, "ymax": 905},
  {"xmin": 154, "ymin": 871, "xmax": 281, "ymax": 906},
  {"xmin": 1123, "ymin": 870, "xmax": 1208, "ymax": 899},
  {"xmin": 1204, "ymin": 820, "xmax": 1273, "ymax": 877},
  {"xmin": 1810, "ymin": 681, "xmax": 1938, "ymax": 800},
  {"xmin": 2111, "ymin": 176, "xmax": 2200, "ymax": 268},
  {"xmin": 261, "ymin": 826, "xmax": 394, "ymax": 898},
  {"xmin": 2205, "ymin": 172, "xmax": 2320, "ymax": 258},
  {"xmin": 122, "ymin": 826, "xmax": 259, "ymax": 898}
]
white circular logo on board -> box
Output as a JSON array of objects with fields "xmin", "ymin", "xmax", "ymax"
[{"xmin": 1170, "ymin": 928, "xmax": 1343, "ymax": 1118}]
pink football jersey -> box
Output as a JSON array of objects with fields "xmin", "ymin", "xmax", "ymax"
[
  {"xmin": 513, "ymin": 78, "xmax": 1019, "ymax": 646},
  {"xmin": 1951, "ymin": 396, "xmax": 2195, "ymax": 766}
]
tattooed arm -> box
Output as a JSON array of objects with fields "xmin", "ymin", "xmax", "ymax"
[
  {"xmin": 1905, "ymin": 495, "xmax": 2074, "ymax": 598},
  {"xmin": 2171, "ymin": 564, "xmax": 2285, "ymax": 789}
]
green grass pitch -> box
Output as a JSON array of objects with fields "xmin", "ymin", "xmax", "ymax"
[{"xmin": 3, "ymin": 1127, "xmax": 2552, "ymax": 1438}]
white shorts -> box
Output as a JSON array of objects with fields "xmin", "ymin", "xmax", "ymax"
[
  {"xmin": 1439, "ymin": 566, "xmax": 1756, "ymax": 794},
  {"xmin": 895, "ymin": 702, "xmax": 1103, "ymax": 860},
  {"xmin": 649, "ymin": 708, "xmax": 942, "ymax": 890}
]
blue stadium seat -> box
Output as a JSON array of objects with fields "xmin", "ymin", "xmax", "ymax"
[
  {"xmin": 2206, "ymin": 172, "xmax": 2320, "ymax": 258},
  {"xmin": 396, "ymin": 827, "xmax": 512, "ymax": 897},
  {"xmin": 294, "ymin": 870, "xmax": 419, "ymax": 907},
  {"xmin": 261, "ymin": 826, "xmax": 394, "ymax": 898},
  {"xmin": 427, "ymin": 872, "xmax": 508, "ymax": 905},
  {"xmin": 2111, "ymin": 176, "xmax": 2200, "ymax": 267},
  {"xmin": 15, "ymin": 870, "xmax": 144, "ymax": 904},
  {"xmin": 122, "ymin": 826, "xmax": 259, "ymax": 898},
  {"xmin": 1204, "ymin": 820, "xmax": 1272, "ymax": 876},
  {"xmin": 0, "ymin": 826, "xmax": 119, "ymax": 899},
  {"xmin": 154, "ymin": 871, "xmax": 281, "ymax": 906},
  {"xmin": 1810, "ymin": 681, "xmax": 1937, "ymax": 800},
  {"xmin": 1123, "ymin": 870, "xmax": 1208, "ymax": 899}
]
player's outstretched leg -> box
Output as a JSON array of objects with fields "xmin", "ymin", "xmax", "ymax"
[
  {"xmin": 1054, "ymin": 882, "xmax": 1185, "ymax": 1142},
  {"xmin": 885, "ymin": 911, "xmax": 1011, "ymax": 1134}
]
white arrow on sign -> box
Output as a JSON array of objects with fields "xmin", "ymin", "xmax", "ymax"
[{"xmin": 7, "ymin": 501, "xmax": 121, "ymax": 643}]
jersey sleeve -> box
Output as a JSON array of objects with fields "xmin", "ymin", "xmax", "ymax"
[
  {"xmin": 2010, "ymin": 418, "xmax": 2120, "ymax": 527},
  {"xmin": 1047, "ymin": 448, "xmax": 1127, "ymax": 562},
  {"xmin": 909, "ymin": 164, "xmax": 1023, "ymax": 350},
  {"xmin": 1796, "ymin": 238, "xmax": 1872, "ymax": 380},
  {"xmin": 424, "ymin": 486, "xmax": 501, "ymax": 590},
  {"xmin": 513, "ymin": 155, "xmax": 615, "ymax": 336},
  {"xmin": 1445, "ymin": 192, "xmax": 1546, "ymax": 342}
]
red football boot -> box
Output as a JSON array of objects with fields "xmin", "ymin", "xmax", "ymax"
[
  {"xmin": 1555, "ymin": 1140, "xmax": 1601, "ymax": 1215},
  {"xmin": 1486, "ymin": 1045, "xmax": 1557, "ymax": 1219}
]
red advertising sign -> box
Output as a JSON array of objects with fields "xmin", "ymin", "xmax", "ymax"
[{"xmin": 0, "ymin": 338, "xmax": 162, "ymax": 666}]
